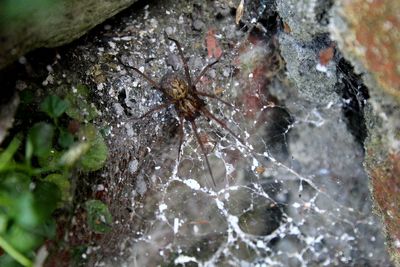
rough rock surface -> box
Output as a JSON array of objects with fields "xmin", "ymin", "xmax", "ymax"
[
  {"xmin": 0, "ymin": 0, "xmax": 138, "ymax": 69},
  {"xmin": 0, "ymin": 0, "xmax": 397, "ymax": 266},
  {"xmin": 330, "ymin": 0, "xmax": 400, "ymax": 265}
]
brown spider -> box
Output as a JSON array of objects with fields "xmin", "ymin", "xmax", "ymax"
[{"xmin": 118, "ymin": 35, "xmax": 244, "ymax": 187}]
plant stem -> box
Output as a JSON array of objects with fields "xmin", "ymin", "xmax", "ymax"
[{"xmin": 0, "ymin": 235, "xmax": 33, "ymax": 267}]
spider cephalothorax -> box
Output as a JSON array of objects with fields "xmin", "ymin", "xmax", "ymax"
[
  {"xmin": 118, "ymin": 35, "xmax": 243, "ymax": 187},
  {"xmin": 160, "ymin": 72, "xmax": 206, "ymax": 121}
]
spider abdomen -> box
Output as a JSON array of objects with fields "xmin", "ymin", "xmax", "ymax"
[
  {"xmin": 161, "ymin": 72, "xmax": 189, "ymax": 100},
  {"xmin": 177, "ymin": 96, "xmax": 205, "ymax": 121}
]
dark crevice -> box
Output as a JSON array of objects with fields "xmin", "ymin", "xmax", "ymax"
[
  {"xmin": 337, "ymin": 58, "xmax": 369, "ymax": 146},
  {"xmin": 315, "ymin": 0, "xmax": 335, "ymax": 26}
]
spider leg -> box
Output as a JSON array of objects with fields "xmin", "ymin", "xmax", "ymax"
[
  {"xmin": 190, "ymin": 121, "xmax": 217, "ymax": 187},
  {"xmin": 165, "ymin": 34, "xmax": 193, "ymax": 88},
  {"xmin": 194, "ymin": 59, "xmax": 220, "ymax": 86},
  {"xmin": 177, "ymin": 116, "xmax": 184, "ymax": 161},
  {"xmin": 195, "ymin": 91, "xmax": 235, "ymax": 109},
  {"xmin": 135, "ymin": 103, "xmax": 170, "ymax": 120},
  {"xmin": 117, "ymin": 57, "xmax": 161, "ymax": 91},
  {"xmin": 200, "ymin": 107, "xmax": 245, "ymax": 145}
]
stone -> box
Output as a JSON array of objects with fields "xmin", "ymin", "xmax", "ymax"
[{"xmin": 0, "ymin": 0, "xmax": 138, "ymax": 69}]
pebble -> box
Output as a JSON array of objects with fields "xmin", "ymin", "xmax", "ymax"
[
  {"xmin": 165, "ymin": 26, "xmax": 174, "ymax": 36},
  {"xmin": 208, "ymin": 69, "xmax": 216, "ymax": 79},
  {"xmin": 216, "ymin": 5, "xmax": 230, "ymax": 18},
  {"xmin": 190, "ymin": 57, "xmax": 204, "ymax": 71},
  {"xmin": 223, "ymin": 68, "xmax": 230, "ymax": 77},
  {"xmin": 113, "ymin": 103, "xmax": 125, "ymax": 117},
  {"xmin": 166, "ymin": 53, "xmax": 181, "ymax": 71},
  {"xmin": 192, "ymin": 19, "xmax": 205, "ymax": 31},
  {"xmin": 129, "ymin": 159, "xmax": 139, "ymax": 173}
]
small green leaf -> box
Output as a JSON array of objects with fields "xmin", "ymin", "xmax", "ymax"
[
  {"xmin": 14, "ymin": 182, "xmax": 60, "ymax": 229},
  {"xmin": 14, "ymin": 193, "xmax": 40, "ymax": 228},
  {"xmin": 5, "ymin": 224, "xmax": 42, "ymax": 253},
  {"xmin": 0, "ymin": 172, "xmax": 30, "ymax": 195},
  {"xmin": 0, "ymin": 214, "xmax": 8, "ymax": 233},
  {"xmin": 85, "ymin": 200, "xmax": 112, "ymax": 233},
  {"xmin": 35, "ymin": 219, "xmax": 56, "ymax": 239},
  {"xmin": 27, "ymin": 122, "xmax": 54, "ymax": 158},
  {"xmin": 40, "ymin": 95, "xmax": 69, "ymax": 119},
  {"xmin": 43, "ymin": 173, "xmax": 71, "ymax": 203},
  {"xmin": 99, "ymin": 126, "xmax": 111, "ymax": 137},
  {"xmin": 33, "ymin": 181, "xmax": 61, "ymax": 221},
  {"xmin": 78, "ymin": 125, "xmax": 108, "ymax": 172},
  {"xmin": 75, "ymin": 84, "xmax": 90, "ymax": 97},
  {"xmin": 38, "ymin": 150, "xmax": 61, "ymax": 169},
  {"xmin": 71, "ymin": 245, "xmax": 88, "ymax": 267},
  {"xmin": 25, "ymin": 138, "xmax": 33, "ymax": 163},
  {"xmin": 0, "ymin": 252, "xmax": 30, "ymax": 267},
  {"xmin": 0, "ymin": 136, "xmax": 21, "ymax": 171},
  {"xmin": 65, "ymin": 84, "xmax": 98, "ymax": 122},
  {"xmin": 58, "ymin": 128, "xmax": 75, "ymax": 148},
  {"xmin": 59, "ymin": 142, "xmax": 90, "ymax": 167}
]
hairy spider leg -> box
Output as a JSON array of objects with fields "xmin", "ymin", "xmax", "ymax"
[
  {"xmin": 190, "ymin": 121, "xmax": 217, "ymax": 187},
  {"xmin": 166, "ymin": 35, "xmax": 193, "ymax": 89},
  {"xmin": 192, "ymin": 57, "xmax": 235, "ymax": 109},
  {"xmin": 195, "ymin": 91, "xmax": 235, "ymax": 109},
  {"xmin": 194, "ymin": 59, "xmax": 220, "ymax": 86},
  {"xmin": 177, "ymin": 116, "xmax": 184, "ymax": 161},
  {"xmin": 137, "ymin": 103, "xmax": 170, "ymax": 120},
  {"xmin": 200, "ymin": 107, "xmax": 246, "ymax": 145},
  {"xmin": 117, "ymin": 58, "xmax": 173, "ymax": 119},
  {"xmin": 117, "ymin": 57, "xmax": 161, "ymax": 91}
]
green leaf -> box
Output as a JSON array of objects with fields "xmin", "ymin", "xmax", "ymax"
[
  {"xmin": 71, "ymin": 246, "xmax": 88, "ymax": 267},
  {"xmin": 0, "ymin": 253, "xmax": 23, "ymax": 267},
  {"xmin": 5, "ymin": 224, "xmax": 42, "ymax": 253},
  {"xmin": 43, "ymin": 173, "xmax": 71, "ymax": 204},
  {"xmin": 33, "ymin": 181, "xmax": 61, "ymax": 221},
  {"xmin": 14, "ymin": 182, "xmax": 60, "ymax": 229},
  {"xmin": 25, "ymin": 138, "xmax": 33, "ymax": 163},
  {"xmin": 37, "ymin": 150, "xmax": 61, "ymax": 169},
  {"xmin": 0, "ymin": 214, "xmax": 8, "ymax": 233},
  {"xmin": 35, "ymin": 219, "xmax": 56, "ymax": 239},
  {"xmin": 0, "ymin": 172, "xmax": 30, "ymax": 195},
  {"xmin": 84, "ymin": 200, "xmax": 112, "ymax": 234},
  {"xmin": 78, "ymin": 125, "xmax": 108, "ymax": 172},
  {"xmin": 40, "ymin": 95, "xmax": 68, "ymax": 119},
  {"xmin": 59, "ymin": 142, "xmax": 90, "ymax": 167},
  {"xmin": 0, "ymin": 136, "xmax": 21, "ymax": 171},
  {"xmin": 27, "ymin": 122, "xmax": 54, "ymax": 158},
  {"xmin": 65, "ymin": 84, "xmax": 98, "ymax": 122},
  {"xmin": 99, "ymin": 126, "xmax": 111, "ymax": 137},
  {"xmin": 14, "ymin": 193, "xmax": 40, "ymax": 228},
  {"xmin": 58, "ymin": 128, "xmax": 74, "ymax": 148}
]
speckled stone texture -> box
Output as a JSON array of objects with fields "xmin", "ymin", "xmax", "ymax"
[
  {"xmin": 330, "ymin": 1, "xmax": 400, "ymax": 265},
  {"xmin": 278, "ymin": 0, "xmax": 400, "ymax": 265}
]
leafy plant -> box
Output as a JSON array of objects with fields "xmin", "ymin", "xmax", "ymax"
[
  {"xmin": 65, "ymin": 84, "xmax": 99, "ymax": 122},
  {"xmin": 84, "ymin": 200, "xmax": 112, "ymax": 234},
  {"xmin": 0, "ymin": 94, "xmax": 108, "ymax": 266}
]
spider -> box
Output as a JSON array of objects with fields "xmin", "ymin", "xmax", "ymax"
[{"xmin": 118, "ymin": 35, "xmax": 244, "ymax": 187}]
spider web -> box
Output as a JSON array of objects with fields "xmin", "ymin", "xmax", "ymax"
[{"xmin": 85, "ymin": 1, "xmax": 391, "ymax": 266}]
